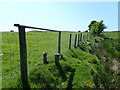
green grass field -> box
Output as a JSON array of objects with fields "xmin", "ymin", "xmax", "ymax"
[
  {"xmin": 1, "ymin": 31, "xmax": 80, "ymax": 88},
  {"xmin": 1, "ymin": 31, "xmax": 120, "ymax": 88}
]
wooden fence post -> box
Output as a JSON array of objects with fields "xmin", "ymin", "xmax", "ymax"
[
  {"xmin": 69, "ymin": 34, "xmax": 72, "ymax": 49},
  {"xmin": 79, "ymin": 33, "xmax": 80, "ymax": 41},
  {"xmin": 74, "ymin": 34, "xmax": 77, "ymax": 48},
  {"xmin": 77, "ymin": 33, "xmax": 80, "ymax": 46},
  {"xmin": 43, "ymin": 52, "xmax": 48, "ymax": 64},
  {"xmin": 55, "ymin": 54, "xmax": 60, "ymax": 64},
  {"xmin": 83, "ymin": 35, "xmax": 85, "ymax": 41},
  {"xmin": 18, "ymin": 26, "xmax": 30, "ymax": 89},
  {"xmin": 83, "ymin": 34, "xmax": 85, "ymax": 42},
  {"xmin": 58, "ymin": 31, "xmax": 61, "ymax": 54},
  {"xmin": 80, "ymin": 33, "xmax": 82, "ymax": 41}
]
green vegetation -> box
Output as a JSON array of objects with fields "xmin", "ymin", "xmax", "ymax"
[
  {"xmin": 88, "ymin": 20, "xmax": 107, "ymax": 36},
  {"xmin": 80, "ymin": 32, "xmax": 120, "ymax": 88},
  {"xmin": 1, "ymin": 31, "xmax": 120, "ymax": 89}
]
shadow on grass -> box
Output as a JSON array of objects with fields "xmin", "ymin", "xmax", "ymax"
[
  {"xmin": 60, "ymin": 54, "xmax": 67, "ymax": 61},
  {"xmin": 66, "ymin": 69, "xmax": 75, "ymax": 89},
  {"xmin": 55, "ymin": 60, "xmax": 67, "ymax": 81},
  {"xmin": 69, "ymin": 49, "xmax": 78, "ymax": 58},
  {"xmin": 55, "ymin": 54, "xmax": 76, "ymax": 88}
]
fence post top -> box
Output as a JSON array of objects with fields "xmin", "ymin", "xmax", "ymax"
[
  {"xmin": 55, "ymin": 53, "xmax": 60, "ymax": 56},
  {"xmin": 43, "ymin": 52, "xmax": 47, "ymax": 54},
  {"xmin": 14, "ymin": 24, "xmax": 20, "ymax": 27}
]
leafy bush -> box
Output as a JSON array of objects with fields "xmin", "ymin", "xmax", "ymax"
[{"xmin": 88, "ymin": 20, "xmax": 107, "ymax": 36}]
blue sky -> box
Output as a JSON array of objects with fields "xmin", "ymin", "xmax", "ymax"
[{"xmin": 0, "ymin": 2, "xmax": 118, "ymax": 32}]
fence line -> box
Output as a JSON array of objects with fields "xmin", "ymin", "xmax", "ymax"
[
  {"xmin": 14, "ymin": 24, "xmax": 80, "ymax": 88},
  {"xmin": 2, "ymin": 23, "xmax": 93, "ymax": 88},
  {"xmin": 3, "ymin": 29, "xmax": 90, "ymax": 88},
  {"xmin": 12, "ymin": 24, "xmax": 91, "ymax": 88}
]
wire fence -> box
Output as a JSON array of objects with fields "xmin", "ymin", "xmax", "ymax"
[
  {"xmin": 2, "ymin": 32, "xmax": 21, "ymax": 88},
  {"xmin": 2, "ymin": 24, "xmax": 90, "ymax": 88}
]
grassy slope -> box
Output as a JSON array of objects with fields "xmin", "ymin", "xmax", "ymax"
[{"xmin": 1, "ymin": 31, "xmax": 119, "ymax": 88}]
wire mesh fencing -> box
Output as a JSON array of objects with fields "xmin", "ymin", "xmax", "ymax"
[{"xmin": 2, "ymin": 32, "xmax": 21, "ymax": 88}]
